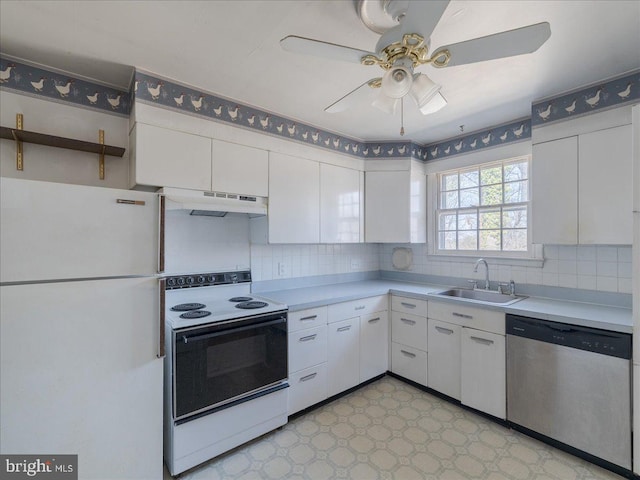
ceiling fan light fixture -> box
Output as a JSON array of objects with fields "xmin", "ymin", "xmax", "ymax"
[
  {"xmin": 372, "ymin": 93, "xmax": 399, "ymax": 114},
  {"xmin": 381, "ymin": 59, "xmax": 413, "ymax": 98},
  {"xmin": 418, "ymin": 91, "xmax": 447, "ymax": 115},
  {"xmin": 409, "ymin": 73, "xmax": 441, "ymax": 107}
]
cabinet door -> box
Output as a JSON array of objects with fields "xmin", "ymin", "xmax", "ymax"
[
  {"xmin": 211, "ymin": 140, "xmax": 268, "ymax": 197},
  {"xmin": 288, "ymin": 363, "xmax": 328, "ymax": 415},
  {"xmin": 461, "ymin": 327, "xmax": 506, "ymax": 419},
  {"xmin": 327, "ymin": 317, "xmax": 360, "ymax": 397},
  {"xmin": 268, "ymin": 153, "xmax": 320, "ymax": 243},
  {"xmin": 359, "ymin": 311, "xmax": 389, "ymax": 382},
  {"xmin": 365, "ymin": 171, "xmax": 410, "ymax": 243},
  {"xmin": 320, "ymin": 163, "xmax": 361, "ymax": 243},
  {"xmin": 579, "ymin": 125, "xmax": 633, "ymax": 244},
  {"xmin": 531, "ymin": 137, "xmax": 578, "ymax": 244},
  {"xmin": 131, "ymin": 123, "xmax": 212, "ymax": 191},
  {"xmin": 427, "ymin": 319, "xmax": 461, "ymax": 400}
]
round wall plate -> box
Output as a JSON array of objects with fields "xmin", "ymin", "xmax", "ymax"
[
  {"xmin": 391, "ymin": 247, "xmax": 413, "ymax": 270},
  {"xmin": 357, "ymin": 0, "xmax": 400, "ymax": 34}
]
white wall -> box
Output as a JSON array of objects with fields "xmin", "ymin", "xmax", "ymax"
[{"xmin": 0, "ymin": 90, "xmax": 130, "ymax": 188}]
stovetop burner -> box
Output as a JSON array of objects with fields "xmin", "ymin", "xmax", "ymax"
[
  {"xmin": 229, "ymin": 296, "xmax": 253, "ymax": 303},
  {"xmin": 236, "ymin": 301, "xmax": 268, "ymax": 310},
  {"xmin": 179, "ymin": 310, "xmax": 212, "ymax": 319},
  {"xmin": 171, "ymin": 302, "xmax": 206, "ymax": 312}
]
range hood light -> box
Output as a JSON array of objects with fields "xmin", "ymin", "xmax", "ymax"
[{"xmin": 190, "ymin": 210, "xmax": 227, "ymax": 217}]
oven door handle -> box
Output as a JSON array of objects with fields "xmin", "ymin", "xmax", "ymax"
[{"xmin": 180, "ymin": 317, "xmax": 286, "ymax": 345}]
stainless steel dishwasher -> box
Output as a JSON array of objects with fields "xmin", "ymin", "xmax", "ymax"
[{"xmin": 506, "ymin": 314, "xmax": 632, "ymax": 472}]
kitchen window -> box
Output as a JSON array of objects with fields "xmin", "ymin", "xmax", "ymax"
[{"xmin": 436, "ymin": 157, "xmax": 530, "ymax": 255}]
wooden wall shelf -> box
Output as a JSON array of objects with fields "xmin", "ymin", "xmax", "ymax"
[
  {"xmin": 1, "ymin": 114, "xmax": 125, "ymax": 179},
  {"xmin": 0, "ymin": 126, "xmax": 125, "ymax": 157}
]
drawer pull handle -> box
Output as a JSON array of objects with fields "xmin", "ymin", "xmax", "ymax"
[
  {"xmin": 337, "ymin": 325, "xmax": 352, "ymax": 332},
  {"xmin": 435, "ymin": 326, "xmax": 454, "ymax": 335},
  {"xmin": 368, "ymin": 317, "xmax": 381, "ymax": 323},
  {"xmin": 401, "ymin": 302, "xmax": 416, "ymax": 308},
  {"xmin": 299, "ymin": 334, "xmax": 317, "ymax": 342},
  {"xmin": 470, "ymin": 336, "xmax": 494, "ymax": 346},
  {"xmin": 401, "ymin": 318, "xmax": 416, "ymax": 325},
  {"xmin": 355, "ymin": 305, "xmax": 365, "ymax": 311},
  {"xmin": 452, "ymin": 312, "xmax": 473, "ymax": 319},
  {"xmin": 300, "ymin": 372, "xmax": 318, "ymax": 382},
  {"xmin": 400, "ymin": 349, "xmax": 416, "ymax": 358},
  {"xmin": 300, "ymin": 315, "xmax": 318, "ymax": 321}
]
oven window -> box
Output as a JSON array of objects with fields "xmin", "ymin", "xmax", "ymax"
[{"xmin": 174, "ymin": 313, "xmax": 287, "ymax": 420}]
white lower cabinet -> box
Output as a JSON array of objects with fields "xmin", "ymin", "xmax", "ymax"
[
  {"xmin": 327, "ymin": 317, "xmax": 361, "ymax": 397},
  {"xmin": 427, "ymin": 319, "xmax": 462, "ymax": 400},
  {"xmin": 428, "ymin": 300, "xmax": 506, "ymax": 419},
  {"xmin": 391, "ymin": 343, "xmax": 427, "ymax": 385},
  {"xmin": 359, "ymin": 311, "xmax": 389, "ymax": 383},
  {"xmin": 461, "ymin": 327, "xmax": 506, "ymax": 419},
  {"xmin": 390, "ymin": 295, "xmax": 428, "ymax": 386},
  {"xmin": 287, "ymin": 307, "xmax": 328, "ymax": 415}
]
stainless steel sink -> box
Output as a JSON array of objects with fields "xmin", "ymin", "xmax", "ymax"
[{"xmin": 431, "ymin": 288, "xmax": 526, "ymax": 306}]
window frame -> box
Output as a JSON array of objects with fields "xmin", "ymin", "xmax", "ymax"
[{"xmin": 433, "ymin": 155, "xmax": 533, "ymax": 259}]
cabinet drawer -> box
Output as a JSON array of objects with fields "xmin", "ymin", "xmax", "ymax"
[
  {"xmin": 391, "ymin": 295, "xmax": 428, "ymax": 316},
  {"xmin": 288, "ymin": 363, "xmax": 328, "ymax": 415},
  {"xmin": 328, "ymin": 295, "xmax": 387, "ymax": 322},
  {"xmin": 391, "ymin": 311, "xmax": 427, "ymax": 350},
  {"xmin": 288, "ymin": 307, "xmax": 328, "ymax": 332},
  {"xmin": 289, "ymin": 325, "xmax": 327, "ymax": 373},
  {"xmin": 428, "ymin": 300, "xmax": 504, "ymax": 335},
  {"xmin": 391, "ymin": 342, "xmax": 427, "ymax": 386}
]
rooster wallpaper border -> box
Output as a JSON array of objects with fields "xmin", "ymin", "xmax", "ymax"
[{"xmin": 0, "ymin": 57, "xmax": 130, "ymax": 117}]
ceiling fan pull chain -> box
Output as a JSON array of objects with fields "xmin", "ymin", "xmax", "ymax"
[{"xmin": 400, "ymin": 97, "xmax": 405, "ymax": 136}]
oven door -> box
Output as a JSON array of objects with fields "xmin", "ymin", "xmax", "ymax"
[{"xmin": 173, "ymin": 311, "xmax": 288, "ymax": 422}]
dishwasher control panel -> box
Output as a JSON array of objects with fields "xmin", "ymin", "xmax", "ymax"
[{"xmin": 506, "ymin": 315, "xmax": 631, "ymax": 359}]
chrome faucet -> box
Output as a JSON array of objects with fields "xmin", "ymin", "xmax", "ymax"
[{"xmin": 473, "ymin": 258, "xmax": 490, "ymax": 290}]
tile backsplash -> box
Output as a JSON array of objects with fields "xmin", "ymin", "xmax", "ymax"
[
  {"xmin": 380, "ymin": 244, "xmax": 632, "ymax": 294},
  {"xmin": 250, "ymin": 243, "xmax": 380, "ymax": 281}
]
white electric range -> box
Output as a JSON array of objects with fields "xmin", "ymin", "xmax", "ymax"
[{"xmin": 163, "ymin": 270, "xmax": 289, "ymax": 476}]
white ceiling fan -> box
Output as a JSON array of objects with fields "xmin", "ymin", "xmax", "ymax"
[{"xmin": 281, "ymin": 0, "xmax": 551, "ymax": 122}]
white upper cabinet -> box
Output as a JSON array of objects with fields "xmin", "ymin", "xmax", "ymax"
[
  {"xmin": 320, "ymin": 163, "xmax": 361, "ymax": 243},
  {"xmin": 532, "ymin": 136, "xmax": 578, "ymax": 244},
  {"xmin": 365, "ymin": 169, "xmax": 426, "ymax": 243},
  {"xmin": 532, "ymin": 107, "xmax": 633, "ymax": 245},
  {"xmin": 579, "ymin": 125, "xmax": 633, "ymax": 244},
  {"xmin": 211, "ymin": 139, "xmax": 268, "ymax": 197},
  {"xmin": 268, "ymin": 152, "xmax": 320, "ymax": 243},
  {"xmin": 130, "ymin": 123, "xmax": 212, "ymax": 191}
]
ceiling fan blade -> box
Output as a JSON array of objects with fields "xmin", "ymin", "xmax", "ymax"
[
  {"xmin": 376, "ymin": 0, "xmax": 450, "ymax": 53},
  {"xmin": 281, "ymin": 35, "xmax": 375, "ymax": 64},
  {"xmin": 325, "ymin": 79, "xmax": 380, "ymax": 113},
  {"xmin": 432, "ymin": 22, "xmax": 551, "ymax": 67}
]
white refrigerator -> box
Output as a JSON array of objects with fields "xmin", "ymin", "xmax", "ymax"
[{"xmin": 0, "ymin": 177, "xmax": 163, "ymax": 479}]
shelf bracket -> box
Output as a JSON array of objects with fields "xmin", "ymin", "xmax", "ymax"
[
  {"xmin": 98, "ymin": 129, "xmax": 105, "ymax": 180},
  {"xmin": 13, "ymin": 114, "xmax": 23, "ymax": 171}
]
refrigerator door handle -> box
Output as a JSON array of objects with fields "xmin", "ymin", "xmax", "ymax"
[
  {"xmin": 158, "ymin": 195, "xmax": 165, "ymax": 274},
  {"xmin": 158, "ymin": 278, "xmax": 166, "ymax": 358}
]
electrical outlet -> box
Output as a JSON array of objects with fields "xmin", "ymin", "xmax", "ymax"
[
  {"xmin": 278, "ymin": 262, "xmax": 287, "ymax": 276},
  {"xmin": 350, "ymin": 259, "xmax": 360, "ymax": 270}
]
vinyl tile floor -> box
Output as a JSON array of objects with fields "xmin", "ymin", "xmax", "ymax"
[{"xmin": 165, "ymin": 376, "xmax": 625, "ymax": 479}]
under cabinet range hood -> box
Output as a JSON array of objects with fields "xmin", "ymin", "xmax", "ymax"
[{"xmin": 159, "ymin": 187, "xmax": 267, "ymax": 217}]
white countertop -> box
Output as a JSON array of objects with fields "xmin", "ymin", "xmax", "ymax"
[{"xmin": 257, "ymin": 279, "xmax": 633, "ymax": 334}]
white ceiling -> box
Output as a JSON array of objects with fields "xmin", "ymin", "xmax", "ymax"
[{"xmin": 1, "ymin": 1, "xmax": 639, "ymax": 145}]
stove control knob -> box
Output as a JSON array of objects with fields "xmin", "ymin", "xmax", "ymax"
[
  {"xmin": 176, "ymin": 277, "xmax": 185, "ymax": 286},
  {"xmin": 229, "ymin": 273, "xmax": 238, "ymax": 282},
  {"xmin": 208, "ymin": 275, "xmax": 216, "ymax": 283},
  {"xmin": 167, "ymin": 277, "xmax": 177, "ymax": 287},
  {"xmin": 197, "ymin": 275, "xmax": 206, "ymax": 284},
  {"xmin": 186, "ymin": 277, "xmax": 195, "ymax": 285}
]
